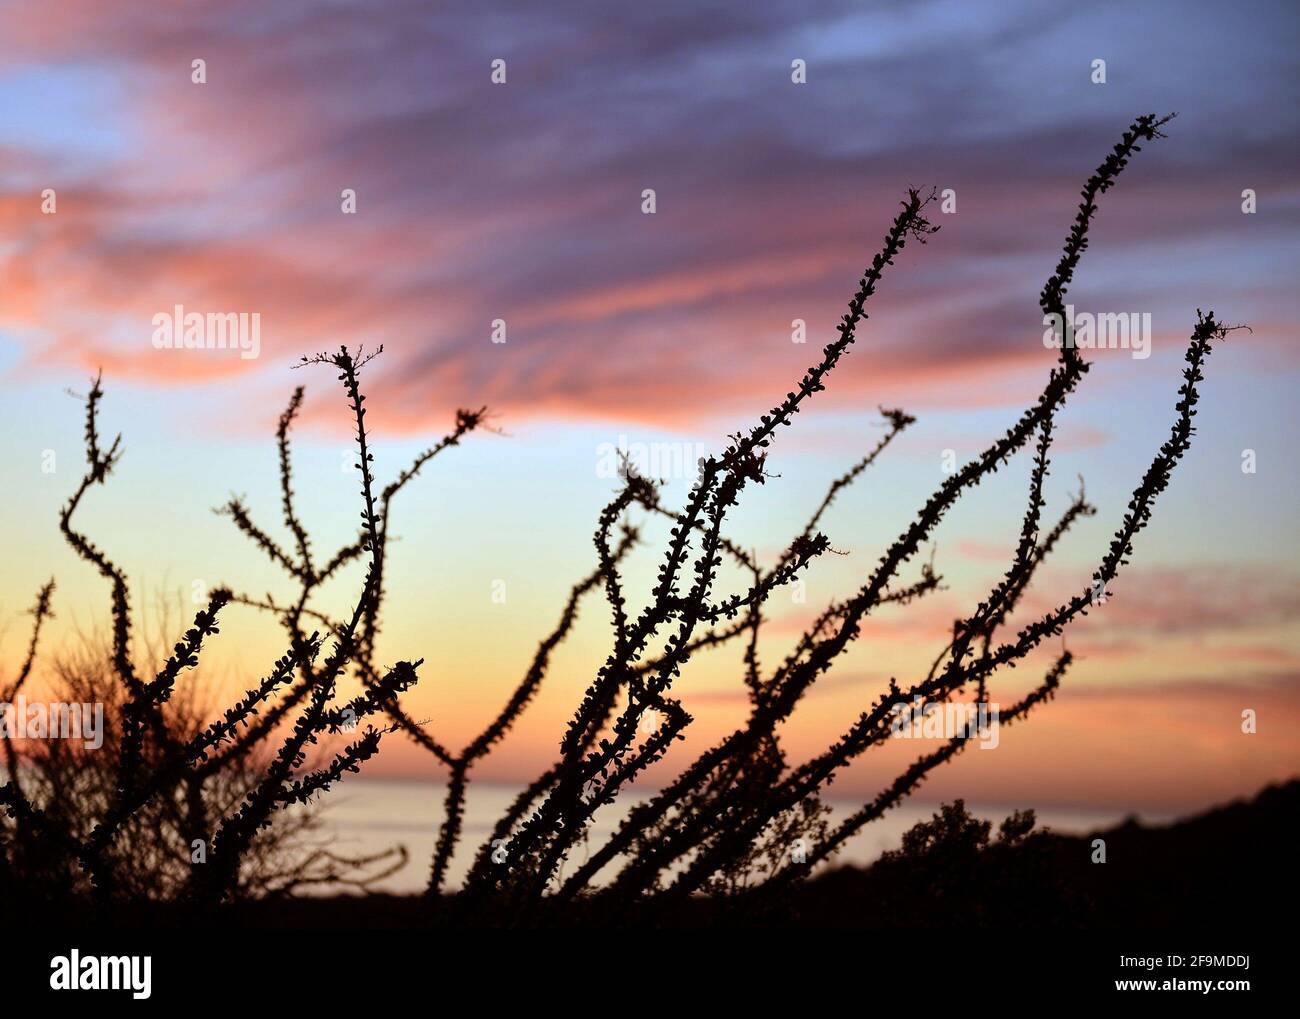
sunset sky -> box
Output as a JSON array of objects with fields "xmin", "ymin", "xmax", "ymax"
[{"xmin": 1, "ymin": 0, "xmax": 1297, "ymax": 817}]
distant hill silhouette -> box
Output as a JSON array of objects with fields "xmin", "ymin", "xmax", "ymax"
[{"xmin": 784, "ymin": 779, "xmax": 1297, "ymax": 929}]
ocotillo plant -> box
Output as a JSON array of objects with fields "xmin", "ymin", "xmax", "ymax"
[{"xmin": 1, "ymin": 113, "xmax": 1235, "ymax": 925}]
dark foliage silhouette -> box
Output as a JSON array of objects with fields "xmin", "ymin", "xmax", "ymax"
[
  {"xmin": 0, "ymin": 114, "xmax": 1240, "ymax": 926},
  {"xmin": 0, "ymin": 353, "xmax": 418, "ymax": 915}
]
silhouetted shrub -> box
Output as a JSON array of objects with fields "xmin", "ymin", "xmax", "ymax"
[{"xmin": 1, "ymin": 114, "xmax": 1238, "ymax": 927}]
